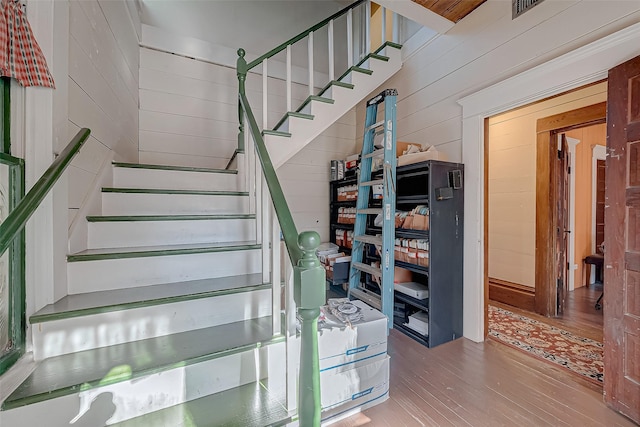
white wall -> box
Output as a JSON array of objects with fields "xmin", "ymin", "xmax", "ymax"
[
  {"xmin": 138, "ymin": 47, "xmax": 315, "ymax": 168},
  {"xmin": 278, "ymin": 110, "xmax": 357, "ymax": 241},
  {"xmin": 67, "ymin": 0, "xmax": 139, "ymax": 224}
]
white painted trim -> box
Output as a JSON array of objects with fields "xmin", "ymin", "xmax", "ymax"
[
  {"xmin": 566, "ymin": 136, "xmax": 580, "ymax": 291},
  {"xmin": 374, "ymin": 0, "xmax": 454, "ymax": 35},
  {"xmin": 591, "ymin": 145, "xmax": 606, "ymax": 254},
  {"xmin": 458, "ymin": 22, "xmax": 640, "ymax": 343}
]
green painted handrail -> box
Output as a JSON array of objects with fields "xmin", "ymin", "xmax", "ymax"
[
  {"xmin": 245, "ymin": 0, "xmax": 366, "ymax": 71},
  {"xmin": 0, "ymin": 128, "xmax": 91, "ymax": 257},
  {"xmin": 238, "ymin": 90, "xmax": 303, "ymax": 264}
]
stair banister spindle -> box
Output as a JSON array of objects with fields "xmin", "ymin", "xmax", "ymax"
[
  {"xmin": 308, "ymin": 32, "xmax": 314, "ymax": 96},
  {"xmin": 294, "ymin": 231, "xmax": 325, "ymax": 427},
  {"xmin": 392, "ymin": 12, "xmax": 399, "ymax": 44},
  {"xmin": 365, "ymin": 1, "xmax": 371, "ymax": 56},
  {"xmin": 263, "ymin": 58, "xmax": 268, "ymax": 130},
  {"xmin": 328, "ymin": 20, "xmax": 335, "ymax": 81},
  {"xmin": 286, "ymin": 45, "xmax": 292, "ymax": 112},
  {"xmin": 347, "ymin": 9, "xmax": 353, "ymax": 67},
  {"xmin": 381, "ymin": 6, "xmax": 386, "ymax": 46}
]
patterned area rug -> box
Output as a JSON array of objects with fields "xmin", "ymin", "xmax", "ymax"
[{"xmin": 488, "ymin": 305, "xmax": 603, "ymax": 384}]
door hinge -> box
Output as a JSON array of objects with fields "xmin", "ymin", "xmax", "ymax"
[
  {"xmin": 567, "ymin": 262, "xmax": 570, "ymax": 271},
  {"xmin": 567, "ymin": 166, "xmax": 571, "ymax": 174}
]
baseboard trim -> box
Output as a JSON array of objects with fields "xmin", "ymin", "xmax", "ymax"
[{"xmin": 489, "ymin": 278, "xmax": 535, "ymax": 312}]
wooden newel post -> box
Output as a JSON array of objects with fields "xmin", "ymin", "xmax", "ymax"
[
  {"xmin": 293, "ymin": 231, "xmax": 325, "ymax": 427},
  {"xmin": 236, "ymin": 48, "xmax": 248, "ymax": 152}
]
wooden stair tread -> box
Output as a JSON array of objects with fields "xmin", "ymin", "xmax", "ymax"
[
  {"xmin": 31, "ymin": 274, "xmax": 268, "ymax": 323},
  {"xmin": 113, "ymin": 162, "xmax": 237, "ymax": 174},
  {"xmin": 2, "ymin": 317, "xmax": 281, "ymax": 410},
  {"xmin": 86, "ymin": 214, "xmax": 256, "ymax": 222},
  {"xmin": 102, "ymin": 187, "xmax": 249, "ymax": 196},
  {"xmin": 67, "ymin": 240, "xmax": 261, "ymax": 262},
  {"xmin": 112, "ymin": 380, "xmax": 291, "ymax": 427}
]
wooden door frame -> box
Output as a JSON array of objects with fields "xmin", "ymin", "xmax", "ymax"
[{"xmin": 534, "ymin": 102, "xmax": 606, "ymax": 316}]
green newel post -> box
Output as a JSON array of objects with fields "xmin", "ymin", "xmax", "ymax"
[
  {"xmin": 236, "ymin": 49, "xmax": 248, "ymax": 152},
  {"xmin": 294, "ymin": 231, "xmax": 325, "ymax": 427}
]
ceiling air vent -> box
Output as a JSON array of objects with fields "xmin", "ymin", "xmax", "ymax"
[{"xmin": 512, "ymin": 0, "xmax": 545, "ymax": 19}]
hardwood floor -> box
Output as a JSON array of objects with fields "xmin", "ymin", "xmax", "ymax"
[{"xmin": 332, "ymin": 329, "xmax": 634, "ymax": 427}]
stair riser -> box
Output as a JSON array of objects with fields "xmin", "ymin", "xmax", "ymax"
[
  {"xmin": 68, "ymin": 249, "xmax": 261, "ymax": 293},
  {"xmin": 0, "ymin": 343, "xmax": 285, "ymax": 426},
  {"xmin": 88, "ymin": 218, "xmax": 256, "ymax": 248},
  {"xmin": 32, "ymin": 288, "xmax": 271, "ymax": 359},
  {"xmin": 298, "ymin": 99, "xmax": 334, "ymax": 119},
  {"xmin": 113, "ymin": 168, "xmax": 241, "ymax": 192},
  {"xmin": 102, "ymin": 192, "xmax": 250, "ymax": 215}
]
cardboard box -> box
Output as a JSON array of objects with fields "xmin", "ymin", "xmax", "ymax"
[
  {"xmin": 316, "ymin": 300, "xmax": 387, "ymax": 371},
  {"xmin": 320, "ymin": 356, "xmax": 390, "ymax": 423},
  {"xmin": 396, "ymin": 141, "xmax": 422, "ymax": 157},
  {"xmin": 397, "ymin": 149, "xmax": 447, "ymax": 166}
]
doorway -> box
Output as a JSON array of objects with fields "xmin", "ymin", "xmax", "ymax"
[{"xmin": 484, "ymin": 84, "xmax": 608, "ymax": 384}]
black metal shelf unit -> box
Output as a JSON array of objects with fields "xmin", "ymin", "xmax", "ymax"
[{"xmin": 329, "ymin": 159, "xmax": 464, "ymax": 348}]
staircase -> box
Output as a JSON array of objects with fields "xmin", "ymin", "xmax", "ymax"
[
  {"xmin": 0, "ymin": 2, "xmax": 406, "ymax": 425},
  {"xmin": 1, "ymin": 160, "xmax": 291, "ymax": 426}
]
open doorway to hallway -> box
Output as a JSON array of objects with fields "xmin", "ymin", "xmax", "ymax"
[{"xmin": 485, "ymin": 81, "xmax": 607, "ymax": 385}]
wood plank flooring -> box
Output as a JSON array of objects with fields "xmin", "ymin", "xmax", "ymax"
[
  {"xmin": 333, "ymin": 330, "xmax": 634, "ymax": 427},
  {"xmin": 333, "ymin": 284, "xmax": 633, "ymax": 427}
]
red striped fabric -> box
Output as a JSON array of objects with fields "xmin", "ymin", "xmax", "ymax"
[{"xmin": 0, "ymin": 0, "xmax": 55, "ymax": 88}]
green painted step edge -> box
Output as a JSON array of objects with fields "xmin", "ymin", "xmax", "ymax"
[
  {"xmin": 272, "ymin": 111, "xmax": 315, "ymax": 133},
  {"xmin": 335, "ymin": 66, "xmax": 373, "ymax": 85},
  {"xmin": 355, "ymin": 53, "xmax": 390, "ymax": 68},
  {"xmin": 224, "ymin": 148, "xmax": 245, "ymax": 171},
  {"xmin": 317, "ymin": 80, "xmax": 355, "ymax": 99},
  {"xmin": 67, "ymin": 243, "xmax": 262, "ymax": 262},
  {"xmin": 262, "ymin": 129, "xmax": 291, "ymax": 138},
  {"xmin": 30, "ymin": 283, "xmax": 271, "ymax": 324},
  {"xmin": 112, "ymin": 162, "xmax": 237, "ymax": 174},
  {"xmin": 101, "ymin": 188, "xmax": 249, "ymax": 196},
  {"xmin": 87, "ymin": 214, "xmax": 256, "ymax": 222},
  {"xmin": 1, "ymin": 334, "xmax": 286, "ymax": 411},
  {"xmin": 295, "ymin": 95, "xmax": 335, "ymax": 114},
  {"xmin": 372, "ymin": 41, "xmax": 402, "ymax": 55}
]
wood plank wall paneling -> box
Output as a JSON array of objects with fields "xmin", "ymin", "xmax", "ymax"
[
  {"xmin": 67, "ymin": 0, "xmax": 139, "ymax": 224},
  {"xmin": 485, "ymin": 84, "xmax": 606, "ymax": 289},
  {"xmin": 138, "ymin": 47, "xmax": 316, "ymax": 169},
  {"xmin": 138, "ymin": 46, "xmax": 358, "ymax": 240},
  {"xmin": 278, "ymin": 110, "xmax": 357, "ymax": 241},
  {"xmin": 357, "ymin": 0, "xmax": 640, "ymax": 161}
]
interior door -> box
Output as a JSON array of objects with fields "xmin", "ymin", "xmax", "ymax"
[
  {"xmin": 555, "ymin": 134, "xmax": 570, "ymax": 315},
  {"xmin": 604, "ymin": 55, "xmax": 640, "ymax": 424}
]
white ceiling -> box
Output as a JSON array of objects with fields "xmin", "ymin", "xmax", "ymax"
[{"xmin": 139, "ymin": 0, "xmax": 346, "ymax": 57}]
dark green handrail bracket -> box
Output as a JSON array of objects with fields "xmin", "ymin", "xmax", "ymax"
[{"xmin": 0, "ymin": 128, "xmax": 91, "ymax": 257}]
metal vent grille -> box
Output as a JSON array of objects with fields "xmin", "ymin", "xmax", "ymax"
[{"xmin": 512, "ymin": 0, "xmax": 544, "ymax": 19}]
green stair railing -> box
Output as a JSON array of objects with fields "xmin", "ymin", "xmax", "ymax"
[
  {"xmin": 236, "ymin": 1, "xmax": 402, "ymax": 424},
  {"xmin": 0, "ymin": 128, "xmax": 91, "ymax": 374}
]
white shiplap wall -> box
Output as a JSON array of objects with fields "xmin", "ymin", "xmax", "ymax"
[
  {"xmin": 138, "ymin": 26, "xmax": 358, "ymax": 239},
  {"xmin": 357, "ymin": 0, "xmax": 640, "ymax": 159},
  {"xmin": 67, "ymin": 0, "xmax": 139, "ymax": 223},
  {"xmin": 138, "ymin": 48, "xmax": 317, "ymax": 168},
  {"xmin": 278, "ymin": 110, "xmax": 357, "ymax": 241}
]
